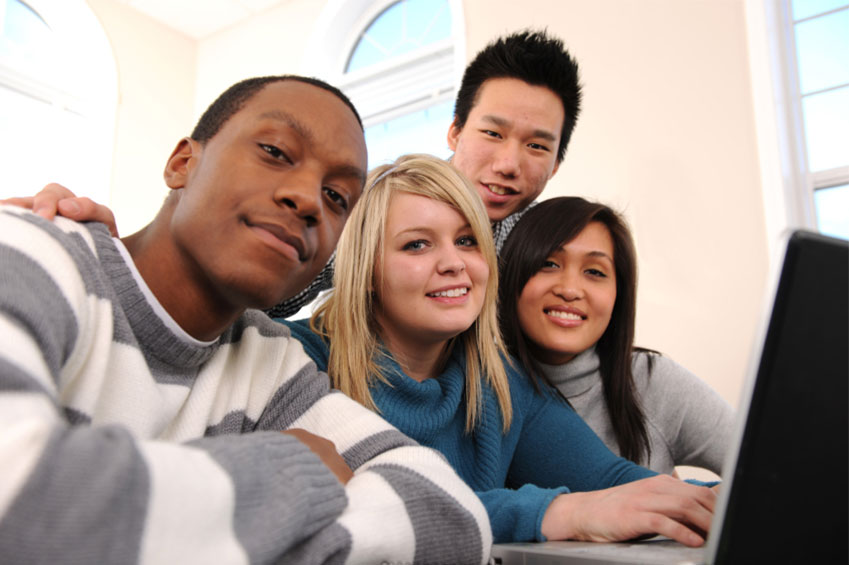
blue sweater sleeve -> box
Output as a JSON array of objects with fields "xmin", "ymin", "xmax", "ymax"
[
  {"xmin": 472, "ymin": 367, "xmax": 657, "ymax": 543},
  {"xmin": 477, "ymin": 484, "xmax": 568, "ymax": 543},
  {"xmin": 508, "ymin": 381, "xmax": 656, "ymax": 492},
  {"xmin": 487, "ymin": 366, "xmax": 657, "ymax": 542}
]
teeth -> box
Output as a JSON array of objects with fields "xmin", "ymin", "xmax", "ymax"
[
  {"xmin": 488, "ymin": 184, "xmax": 509, "ymax": 195},
  {"xmin": 429, "ymin": 288, "xmax": 469, "ymax": 298},
  {"xmin": 547, "ymin": 310, "xmax": 582, "ymax": 320}
]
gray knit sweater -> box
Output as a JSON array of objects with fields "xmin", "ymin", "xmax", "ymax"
[
  {"xmin": 0, "ymin": 207, "xmax": 491, "ymax": 565},
  {"xmin": 539, "ymin": 348, "xmax": 734, "ymax": 475}
]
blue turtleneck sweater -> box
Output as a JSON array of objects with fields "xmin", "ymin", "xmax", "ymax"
[{"xmin": 284, "ymin": 319, "xmax": 656, "ymax": 543}]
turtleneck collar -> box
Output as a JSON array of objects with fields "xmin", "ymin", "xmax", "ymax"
[
  {"xmin": 534, "ymin": 347, "xmax": 601, "ymax": 398},
  {"xmin": 372, "ymin": 347, "xmax": 469, "ymax": 441}
]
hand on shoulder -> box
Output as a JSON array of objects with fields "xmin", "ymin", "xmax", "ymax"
[{"xmin": 1, "ymin": 183, "xmax": 119, "ymax": 236}]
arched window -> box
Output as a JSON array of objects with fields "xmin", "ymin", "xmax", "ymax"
[
  {"xmin": 305, "ymin": 0, "xmax": 464, "ymax": 169},
  {"xmin": 0, "ymin": 0, "xmax": 116, "ymax": 203}
]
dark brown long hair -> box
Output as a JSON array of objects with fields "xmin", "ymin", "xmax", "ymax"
[{"xmin": 499, "ymin": 197, "xmax": 651, "ymax": 464}]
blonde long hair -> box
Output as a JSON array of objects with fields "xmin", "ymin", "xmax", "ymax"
[{"xmin": 313, "ymin": 154, "xmax": 513, "ymax": 432}]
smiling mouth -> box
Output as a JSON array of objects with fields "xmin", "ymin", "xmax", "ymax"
[
  {"xmin": 247, "ymin": 221, "xmax": 307, "ymax": 262},
  {"xmin": 545, "ymin": 309, "xmax": 586, "ymax": 321},
  {"xmin": 427, "ymin": 287, "xmax": 469, "ymax": 298},
  {"xmin": 486, "ymin": 184, "xmax": 517, "ymax": 196}
]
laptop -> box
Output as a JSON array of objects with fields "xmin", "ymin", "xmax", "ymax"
[{"xmin": 491, "ymin": 230, "xmax": 848, "ymax": 565}]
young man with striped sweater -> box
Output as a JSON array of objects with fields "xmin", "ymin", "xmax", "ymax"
[{"xmin": 0, "ymin": 76, "xmax": 491, "ymax": 564}]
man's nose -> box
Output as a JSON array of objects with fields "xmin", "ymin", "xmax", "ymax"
[
  {"xmin": 491, "ymin": 141, "xmax": 520, "ymax": 178},
  {"xmin": 274, "ymin": 171, "xmax": 322, "ymax": 226}
]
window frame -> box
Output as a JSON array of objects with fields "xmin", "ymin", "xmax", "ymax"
[
  {"xmin": 303, "ymin": 0, "xmax": 465, "ymax": 129},
  {"xmin": 783, "ymin": 2, "xmax": 849, "ymax": 198},
  {"xmin": 745, "ymin": 0, "xmax": 849, "ymax": 262}
]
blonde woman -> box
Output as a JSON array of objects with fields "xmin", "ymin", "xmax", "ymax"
[{"xmin": 283, "ymin": 154, "xmax": 716, "ymax": 546}]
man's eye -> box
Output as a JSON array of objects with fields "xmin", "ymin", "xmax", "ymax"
[
  {"xmin": 323, "ymin": 187, "xmax": 348, "ymax": 211},
  {"xmin": 482, "ymin": 130, "xmax": 501, "ymax": 138},
  {"xmin": 528, "ymin": 142, "xmax": 550, "ymax": 152},
  {"xmin": 402, "ymin": 240, "xmax": 427, "ymax": 251},
  {"xmin": 457, "ymin": 235, "xmax": 478, "ymax": 247},
  {"xmin": 259, "ymin": 144, "xmax": 291, "ymax": 163}
]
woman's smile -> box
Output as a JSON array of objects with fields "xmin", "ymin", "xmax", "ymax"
[{"xmin": 375, "ymin": 192, "xmax": 489, "ymax": 346}]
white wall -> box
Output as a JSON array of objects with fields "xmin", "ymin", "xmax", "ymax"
[
  {"xmin": 86, "ymin": 0, "xmax": 196, "ymax": 235},
  {"xmin": 194, "ymin": 0, "xmax": 326, "ymax": 116},
  {"xmin": 87, "ymin": 0, "xmax": 772, "ymax": 424}
]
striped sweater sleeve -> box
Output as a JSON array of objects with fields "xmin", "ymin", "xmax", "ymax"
[
  {"xmin": 0, "ymin": 209, "xmax": 339, "ymax": 564},
  {"xmin": 200, "ymin": 313, "xmax": 493, "ymax": 563},
  {"xmin": 241, "ymin": 321, "xmax": 492, "ymax": 564},
  {"xmin": 279, "ymin": 318, "xmax": 493, "ymax": 560},
  {"xmin": 265, "ymin": 388, "xmax": 492, "ymax": 564}
]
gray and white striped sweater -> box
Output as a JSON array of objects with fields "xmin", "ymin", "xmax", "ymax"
[{"xmin": 0, "ymin": 206, "xmax": 491, "ymax": 564}]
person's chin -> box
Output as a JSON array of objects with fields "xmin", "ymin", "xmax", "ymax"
[
  {"xmin": 434, "ymin": 317, "xmax": 477, "ymax": 339},
  {"xmin": 485, "ymin": 202, "xmax": 519, "ymax": 222},
  {"xmin": 236, "ymin": 273, "xmax": 310, "ymax": 311}
]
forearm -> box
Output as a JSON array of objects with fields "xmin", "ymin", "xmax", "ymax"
[
  {"xmin": 290, "ymin": 391, "xmax": 493, "ymax": 564},
  {"xmin": 0, "ymin": 233, "xmax": 349, "ymax": 564},
  {"xmin": 0, "ymin": 399, "xmax": 347, "ymax": 564}
]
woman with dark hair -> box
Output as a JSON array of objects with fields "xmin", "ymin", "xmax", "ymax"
[{"xmin": 499, "ymin": 197, "xmax": 733, "ymax": 474}]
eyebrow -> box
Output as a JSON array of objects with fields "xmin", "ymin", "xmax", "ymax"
[
  {"xmin": 556, "ymin": 246, "xmax": 614, "ymax": 263},
  {"xmin": 394, "ymin": 222, "xmax": 473, "ymax": 238},
  {"xmin": 258, "ymin": 110, "xmax": 367, "ymax": 186},
  {"xmin": 395, "ymin": 226, "xmax": 432, "ymax": 237},
  {"xmin": 481, "ymin": 114, "xmax": 558, "ymax": 143},
  {"xmin": 586, "ymin": 250, "xmax": 614, "ymax": 262},
  {"xmin": 335, "ymin": 164, "xmax": 368, "ymax": 187},
  {"xmin": 259, "ymin": 110, "xmax": 312, "ymax": 141}
]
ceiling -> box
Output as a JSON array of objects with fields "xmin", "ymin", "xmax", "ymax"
[{"xmin": 113, "ymin": 0, "xmax": 289, "ymax": 40}]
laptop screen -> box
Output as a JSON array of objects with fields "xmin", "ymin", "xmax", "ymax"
[{"xmin": 712, "ymin": 231, "xmax": 848, "ymax": 564}]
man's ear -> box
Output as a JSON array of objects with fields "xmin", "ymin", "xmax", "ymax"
[
  {"xmin": 551, "ymin": 158, "xmax": 561, "ymax": 177},
  {"xmin": 446, "ymin": 118, "xmax": 462, "ymax": 152},
  {"xmin": 163, "ymin": 137, "xmax": 201, "ymax": 189}
]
